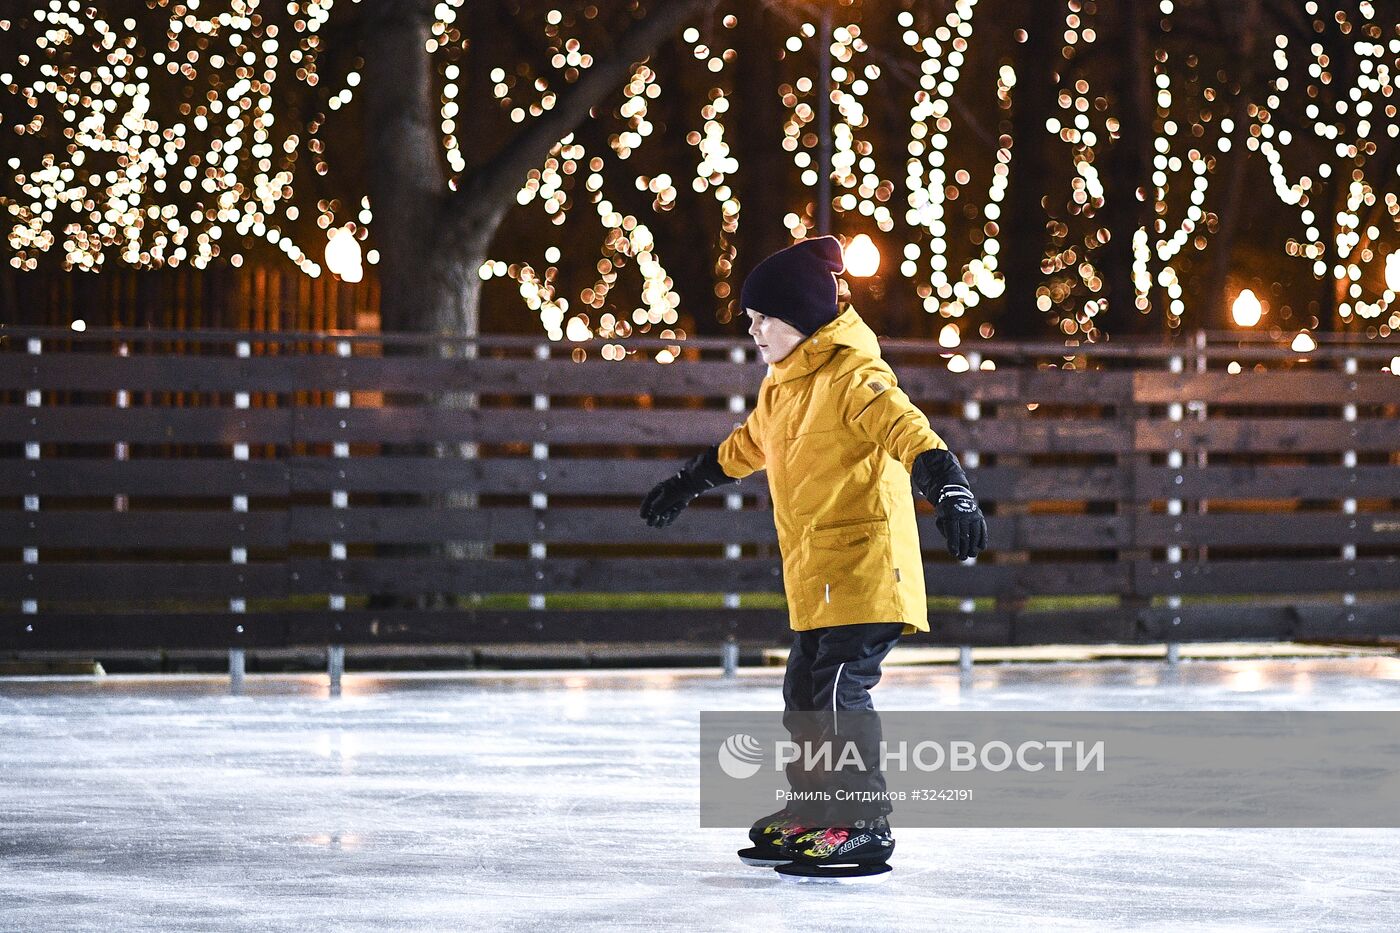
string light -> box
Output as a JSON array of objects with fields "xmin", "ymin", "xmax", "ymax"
[
  {"xmin": 1257, "ymin": 3, "xmax": 1400, "ymax": 330},
  {"xmin": 7, "ymin": 2, "xmax": 1395, "ymax": 346},
  {"xmin": 1232, "ymin": 288, "xmax": 1263, "ymax": 327},
  {"xmin": 324, "ymin": 224, "xmax": 361, "ymax": 282},
  {"xmin": 843, "ymin": 233, "xmax": 879, "ymax": 276},
  {"xmin": 5, "ymin": 0, "xmax": 327, "ymax": 276},
  {"xmin": 493, "ymin": 20, "xmax": 744, "ymax": 351},
  {"xmin": 898, "ymin": 1, "xmax": 1006, "ymax": 320}
]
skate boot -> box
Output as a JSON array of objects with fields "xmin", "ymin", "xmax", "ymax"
[
  {"xmin": 736, "ymin": 807, "xmax": 811, "ymax": 867},
  {"xmin": 774, "ymin": 816, "xmax": 895, "ymax": 884}
]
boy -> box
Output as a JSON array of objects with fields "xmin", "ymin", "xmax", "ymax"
[{"xmin": 640, "ymin": 236, "xmax": 987, "ymax": 883}]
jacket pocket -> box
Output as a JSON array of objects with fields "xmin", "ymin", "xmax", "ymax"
[
  {"xmin": 811, "ymin": 515, "xmax": 887, "ymax": 543},
  {"xmin": 786, "ymin": 424, "xmax": 840, "ymax": 442},
  {"xmin": 804, "ymin": 517, "xmax": 904, "ymax": 620}
]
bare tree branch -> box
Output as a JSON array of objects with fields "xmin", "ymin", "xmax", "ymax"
[
  {"xmin": 762, "ymin": 0, "xmax": 1001, "ymax": 154},
  {"xmin": 453, "ymin": 0, "xmax": 718, "ymax": 223},
  {"xmin": 362, "ymin": 0, "xmax": 445, "ymax": 208}
]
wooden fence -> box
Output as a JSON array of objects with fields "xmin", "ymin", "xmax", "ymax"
[{"xmin": 2, "ymin": 326, "xmax": 1398, "ymax": 656}]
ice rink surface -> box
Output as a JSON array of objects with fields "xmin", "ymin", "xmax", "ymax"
[{"xmin": 3, "ymin": 656, "xmax": 1400, "ymax": 932}]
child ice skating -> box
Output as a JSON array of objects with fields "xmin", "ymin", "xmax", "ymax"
[{"xmin": 640, "ymin": 236, "xmax": 987, "ymax": 884}]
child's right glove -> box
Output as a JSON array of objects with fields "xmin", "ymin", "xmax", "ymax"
[
  {"xmin": 912, "ymin": 447, "xmax": 988, "ymax": 561},
  {"xmin": 640, "ymin": 444, "xmax": 736, "ymax": 528}
]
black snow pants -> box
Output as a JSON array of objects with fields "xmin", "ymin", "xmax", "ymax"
[{"xmin": 781, "ymin": 622, "xmax": 904, "ymax": 825}]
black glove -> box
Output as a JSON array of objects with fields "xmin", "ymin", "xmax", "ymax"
[
  {"xmin": 913, "ymin": 447, "xmax": 988, "ymax": 561},
  {"xmin": 640, "ymin": 445, "xmax": 737, "ymax": 528}
]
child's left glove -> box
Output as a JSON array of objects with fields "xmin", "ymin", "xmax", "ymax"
[
  {"xmin": 640, "ymin": 445, "xmax": 736, "ymax": 528},
  {"xmin": 913, "ymin": 447, "xmax": 988, "ymax": 561}
]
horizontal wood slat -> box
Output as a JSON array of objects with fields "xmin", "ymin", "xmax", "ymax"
[
  {"xmin": 0, "ymin": 563, "xmax": 284, "ymax": 599},
  {"xmin": 0, "ymin": 460, "xmax": 291, "ymax": 496},
  {"xmin": 288, "ymin": 507, "xmax": 1396, "ymax": 550},
  {"xmin": 1133, "ymin": 512, "xmax": 1400, "ymax": 548},
  {"xmin": 0, "ymin": 558, "xmax": 1129, "ymax": 598},
  {"xmin": 0, "ymin": 609, "xmax": 794, "ymax": 649},
  {"xmin": 285, "ymin": 508, "xmax": 1146, "ymax": 548},
  {"xmin": 1132, "ymin": 557, "xmax": 1400, "ymax": 595},
  {"xmin": 9, "ymin": 324, "xmax": 1399, "ymax": 360},
  {"xmin": 9, "ymin": 407, "xmax": 1396, "ymax": 453},
  {"xmin": 2, "ymin": 355, "xmax": 771, "ymax": 397},
  {"xmin": 287, "ymin": 506, "xmax": 777, "ymax": 544},
  {"xmin": 2, "ymin": 355, "xmax": 1146, "ymax": 403},
  {"xmin": 7, "ymin": 557, "xmax": 1394, "ymax": 601},
  {"xmin": 286, "ymin": 407, "xmax": 1132, "ymax": 452},
  {"xmin": 1, "ymin": 408, "xmax": 293, "ymax": 444},
  {"xmin": 1134, "ymin": 371, "xmax": 1400, "ymax": 405},
  {"xmin": 282, "ymin": 557, "xmax": 788, "ymax": 595},
  {"xmin": 15, "ymin": 356, "xmax": 1397, "ymax": 404},
  {"xmin": 287, "ymin": 456, "xmax": 692, "ymax": 495},
  {"xmin": 0, "ymin": 511, "xmax": 287, "ymax": 549},
  {"xmin": 4, "ymin": 601, "xmax": 1397, "ymax": 650},
  {"xmin": 1132, "ymin": 465, "xmax": 1400, "ymax": 500},
  {"xmin": 1134, "ymin": 418, "xmax": 1400, "ymax": 452},
  {"xmin": 9, "ymin": 460, "xmax": 1386, "ymax": 503},
  {"xmin": 4, "ymin": 506, "xmax": 1394, "ymax": 550},
  {"xmin": 284, "ymin": 461, "xmax": 1400, "ymax": 501},
  {"xmin": 289, "ymin": 406, "xmax": 748, "ymax": 446}
]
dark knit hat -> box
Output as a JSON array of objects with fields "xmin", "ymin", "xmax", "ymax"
[{"xmin": 740, "ymin": 236, "xmax": 845, "ymax": 336}]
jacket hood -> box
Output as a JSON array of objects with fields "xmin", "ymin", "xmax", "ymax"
[{"xmin": 768, "ymin": 307, "xmax": 881, "ymax": 383}]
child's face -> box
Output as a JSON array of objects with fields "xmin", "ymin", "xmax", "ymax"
[{"xmin": 745, "ymin": 309, "xmax": 806, "ymax": 364}]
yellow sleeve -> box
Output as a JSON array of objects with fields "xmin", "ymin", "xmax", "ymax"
[
  {"xmin": 843, "ymin": 365, "xmax": 948, "ymax": 473},
  {"xmin": 717, "ymin": 409, "xmax": 765, "ymax": 479}
]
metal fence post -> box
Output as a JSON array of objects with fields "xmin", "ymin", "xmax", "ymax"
[
  {"xmin": 724, "ymin": 345, "xmax": 746, "ymax": 673},
  {"xmin": 322, "ymin": 337, "xmax": 352, "ymax": 686},
  {"xmin": 229, "ymin": 647, "xmax": 246, "ymax": 695},
  {"xmin": 22, "ymin": 338, "xmax": 41, "ymax": 616},
  {"xmin": 328, "ymin": 643, "xmax": 344, "ymax": 697},
  {"xmin": 328, "ymin": 339, "xmax": 351, "ymax": 688},
  {"xmin": 722, "ymin": 636, "xmax": 739, "ymax": 678},
  {"xmin": 1342, "ymin": 355, "xmax": 1358, "ymax": 615},
  {"xmin": 231, "ymin": 340, "xmax": 251, "ymax": 684},
  {"xmin": 1192, "ymin": 329, "xmax": 1208, "ymax": 566},
  {"xmin": 1165, "ymin": 349, "xmax": 1184, "ymax": 665},
  {"xmin": 114, "ymin": 341, "xmax": 130, "ymax": 514},
  {"xmin": 329, "ymin": 339, "xmax": 351, "ymax": 612},
  {"xmin": 959, "ymin": 349, "xmax": 982, "ymax": 668},
  {"xmin": 531, "ymin": 343, "xmax": 550, "ymax": 613}
]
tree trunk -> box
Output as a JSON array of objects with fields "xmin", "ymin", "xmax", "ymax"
[
  {"xmin": 1205, "ymin": 0, "xmax": 1261, "ymax": 331},
  {"xmin": 998, "ymin": 0, "xmax": 1059, "ymax": 339},
  {"xmin": 1099, "ymin": 1, "xmax": 1156, "ymax": 335},
  {"xmin": 357, "ymin": 0, "xmax": 716, "ymax": 607},
  {"xmin": 360, "ymin": 0, "xmax": 447, "ymax": 335},
  {"xmin": 733, "ymin": 7, "xmax": 792, "ymax": 307},
  {"xmin": 433, "ymin": 235, "xmax": 492, "ymax": 587},
  {"xmin": 438, "ymin": 0, "xmax": 716, "ymax": 337}
]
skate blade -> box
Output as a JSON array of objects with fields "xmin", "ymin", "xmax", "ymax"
[
  {"xmin": 737, "ymin": 846, "xmax": 791, "ymax": 867},
  {"xmin": 775, "ymin": 862, "xmax": 893, "ymax": 885}
]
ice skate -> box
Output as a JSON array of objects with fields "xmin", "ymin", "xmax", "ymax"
[
  {"xmin": 773, "ymin": 817, "xmax": 895, "ymax": 884},
  {"xmin": 736, "ymin": 807, "xmax": 810, "ymax": 867}
]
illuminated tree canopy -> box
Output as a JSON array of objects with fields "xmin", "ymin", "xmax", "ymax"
[{"xmin": 3, "ymin": 0, "xmax": 1399, "ymax": 347}]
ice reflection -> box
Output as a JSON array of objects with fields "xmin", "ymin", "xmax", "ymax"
[
  {"xmin": 313, "ymin": 730, "xmax": 360, "ymax": 772},
  {"xmin": 296, "ymin": 831, "xmax": 364, "ymax": 851},
  {"xmin": 3, "ymin": 658, "xmax": 1400, "ymax": 931},
  {"xmin": 1225, "ymin": 664, "xmax": 1266, "ymax": 693}
]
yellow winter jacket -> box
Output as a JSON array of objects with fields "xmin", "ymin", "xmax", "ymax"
[{"xmin": 717, "ymin": 307, "xmax": 948, "ymax": 635}]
